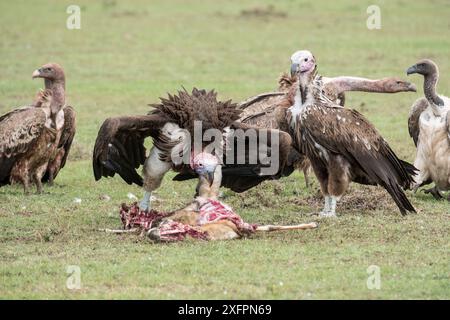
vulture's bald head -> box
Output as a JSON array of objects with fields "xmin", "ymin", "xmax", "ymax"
[
  {"xmin": 32, "ymin": 63, "xmax": 65, "ymax": 82},
  {"xmin": 406, "ymin": 59, "xmax": 439, "ymax": 77},
  {"xmin": 190, "ymin": 152, "xmax": 219, "ymax": 186},
  {"xmin": 290, "ymin": 50, "xmax": 316, "ymax": 77}
]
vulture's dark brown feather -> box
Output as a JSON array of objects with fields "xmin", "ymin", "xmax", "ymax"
[
  {"xmin": 408, "ymin": 97, "xmax": 428, "ymax": 147},
  {"xmin": 42, "ymin": 105, "xmax": 76, "ymax": 182},
  {"xmin": 173, "ymin": 121, "xmax": 299, "ymax": 192},
  {"xmin": 149, "ymin": 88, "xmax": 241, "ymax": 136},
  {"xmin": 0, "ymin": 107, "xmax": 46, "ymax": 186},
  {"xmin": 92, "ymin": 114, "xmax": 170, "ymax": 185},
  {"xmin": 297, "ymin": 100, "xmax": 416, "ymax": 215}
]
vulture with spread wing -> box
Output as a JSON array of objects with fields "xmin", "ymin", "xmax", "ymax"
[
  {"xmin": 93, "ymin": 88, "xmax": 296, "ymax": 211},
  {"xmin": 0, "ymin": 63, "xmax": 76, "ymax": 193},
  {"xmin": 406, "ymin": 59, "xmax": 450, "ymax": 201},
  {"xmin": 286, "ymin": 50, "xmax": 416, "ymax": 216},
  {"xmin": 238, "ymin": 57, "xmax": 416, "ymax": 187}
]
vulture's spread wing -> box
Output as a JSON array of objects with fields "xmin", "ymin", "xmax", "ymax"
[
  {"xmin": 408, "ymin": 98, "xmax": 428, "ymax": 147},
  {"xmin": 0, "ymin": 107, "xmax": 46, "ymax": 185},
  {"xmin": 42, "ymin": 105, "xmax": 76, "ymax": 182},
  {"xmin": 221, "ymin": 122, "xmax": 299, "ymax": 192},
  {"xmin": 173, "ymin": 122, "xmax": 300, "ymax": 192},
  {"xmin": 92, "ymin": 114, "xmax": 169, "ymax": 186}
]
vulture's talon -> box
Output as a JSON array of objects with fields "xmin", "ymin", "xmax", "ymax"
[{"xmin": 422, "ymin": 187, "xmax": 443, "ymax": 200}]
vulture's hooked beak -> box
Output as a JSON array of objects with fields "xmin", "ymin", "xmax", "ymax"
[
  {"xmin": 290, "ymin": 63, "xmax": 299, "ymax": 77},
  {"xmin": 406, "ymin": 65, "xmax": 417, "ymax": 76},
  {"xmin": 32, "ymin": 69, "xmax": 41, "ymax": 79},
  {"xmin": 407, "ymin": 82, "xmax": 417, "ymax": 92}
]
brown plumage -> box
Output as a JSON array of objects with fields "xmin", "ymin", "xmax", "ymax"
[
  {"xmin": 93, "ymin": 88, "xmax": 296, "ymax": 211},
  {"xmin": 42, "ymin": 105, "xmax": 76, "ymax": 184},
  {"xmin": 0, "ymin": 90, "xmax": 57, "ymax": 193},
  {"xmin": 288, "ymin": 50, "xmax": 416, "ymax": 216},
  {"xmin": 238, "ymin": 70, "xmax": 416, "ymax": 188},
  {"xmin": 0, "ymin": 63, "xmax": 74, "ymax": 192}
]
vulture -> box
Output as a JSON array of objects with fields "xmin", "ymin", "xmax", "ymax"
[
  {"xmin": 287, "ymin": 50, "xmax": 416, "ymax": 216},
  {"xmin": 0, "ymin": 63, "xmax": 76, "ymax": 193},
  {"xmin": 238, "ymin": 61, "xmax": 416, "ymax": 187},
  {"xmin": 407, "ymin": 59, "xmax": 450, "ymax": 201},
  {"xmin": 93, "ymin": 88, "xmax": 295, "ymax": 211}
]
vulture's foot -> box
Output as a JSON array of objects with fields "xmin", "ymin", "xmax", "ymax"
[
  {"xmin": 319, "ymin": 210, "xmax": 337, "ymax": 218},
  {"xmin": 139, "ymin": 191, "xmax": 152, "ymax": 212},
  {"xmin": 317, "ymin": 195, "xmax": 338, "ymax": 217},
  {"xmin": 422, "ymin": 187, "xmax": 443, "ymax": 200}
]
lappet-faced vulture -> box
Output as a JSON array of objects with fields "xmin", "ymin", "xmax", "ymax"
[
  {"xmin": 237, "ymin": 53, "xmax": 416, "ymax": 187},
  {"xmin": 287, "ymin": 50, "xmax": 416, "ymax": 216},
  {"xmin": 93, "ymin": 88, "xmax": 296, "ymax": 211}
]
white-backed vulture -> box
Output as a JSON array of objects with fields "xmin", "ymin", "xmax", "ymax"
[
  {"xmin": 0, "ymin": 63, "xmax": 75, "ymax": 192},
  {"xmin": 93, "ymin": 88, "xmax": 296, "ymax": 211},
  {"xmin": 287, "ymin": 50, "xmax": 416, "ymax": 216},
  {"xmin": 238, "ymin": 63, "xmax": 416, "ymax": 188},
  {"xmin": 33, "ymin": 64, "xmax": 76, "ymax": 185},
  {"xmin": 406, "ymin": 59, "xmax": 450, "ymax": 201}
]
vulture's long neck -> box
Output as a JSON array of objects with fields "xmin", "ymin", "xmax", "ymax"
[
  {"xmin": 333, "ymin": 77, "xmax": 392, "ymax": 93},
  {"xmin": 297, "ymin": 70, "xmax": 317, "ymax": 105},
  {"xmin": 288, "ymin": 70, "xmax": 317, "ymax": 129},
  {"xmin": 45, "ymin": 78, "xmax": 66, "ymax": 115},
  {"xmin": 423, "ymin": 71, "xmax": 444, "ymax": 112}
]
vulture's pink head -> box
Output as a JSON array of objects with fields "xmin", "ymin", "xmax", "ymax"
[
  {"xmin": 290, "ymin": 50, "xmax": 316, "ymax": 77},
  {"xmin": 190, "ymin": 152, "xmax": 219, "ymax": 185},
  {"xmin": 32, "ymin": 63, "xmax": 65, "ymax": 82}
]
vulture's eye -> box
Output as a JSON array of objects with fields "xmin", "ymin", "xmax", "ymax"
[
  {"xmin": 45, "ymin": 68, "xmax": 52, "ymax": 72},
  {"xmin": 304, "ymin": 58, "xmax": 308, "ymax": 62}
]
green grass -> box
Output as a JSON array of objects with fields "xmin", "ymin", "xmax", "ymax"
[{"xmin": 0, "ymin": 0, "xmax": 449, "ymax": 299}]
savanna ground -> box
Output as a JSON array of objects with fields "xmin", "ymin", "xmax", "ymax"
[{"xmin": 0, "ymin": 0, "xmax": 449, "ymax": 299}]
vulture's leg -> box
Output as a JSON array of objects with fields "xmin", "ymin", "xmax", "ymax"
[
  {"xmin": 423, "ymin": 186, "xmax": 443, "ymax": 200},
  {"xmin": 34, "ymin": 164, "xmax": 47, "ymax": 194},
  {"xmin": 311, "ymin": 164, "xmax": 331, "ymax": 215},
  {"xmin": 320, "ymin": 195, "xmax": 332, "ymax": 216},
  {"xmin": 324, "ymin": 156, "xmax": 350, "ymax": 217},
  {"xmin": 33, "ymin": 174, "xmax": 43, "ymax": 194},
  {"xmin": 22, "ymin": 177, "xmax": 31, "ymax": 195},
  {"xmin": 140, "ymin": 147, "xmax": 172, "ymax": 212},
  {"xmin": 303, "ymin": 167, "xmax": 310, "ymax": 188}
]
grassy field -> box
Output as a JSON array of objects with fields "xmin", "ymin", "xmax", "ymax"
[{"xmin": 0, "ymin": 0, "xmax": 449, "ymax": 299}]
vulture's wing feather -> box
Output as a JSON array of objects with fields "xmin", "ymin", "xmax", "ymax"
[
  {"xmin": 220, "ymin": 122, "xmax": 297, "ymax": 192},
  {"xmin": 238, "ymin": 92, "xmax": 285, "ymax": 110},
  {"xmin": 92, "ymin": 114, "xmax": 169, "ymax": 186},
  {"xmin": 171, "ymin": 122, "xmax": 299, "ymax": 192},
  {"xmin": 42, "ymin": 105, "xmax": 76, "ymax": 182},
  {"xmin": 0, "ymin": 107, "xmax": 46, "ymax": 185},
  {"xmin": 303, "ymin": 106, "xmax": 416, "ymax": 214},
  {"xmin": 446, "ymin": 110, "xmax": 450, "ymax": 144},
  {"xmin": 408, "ymin": 98, "xmax": 428, "ymax": 147}
]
